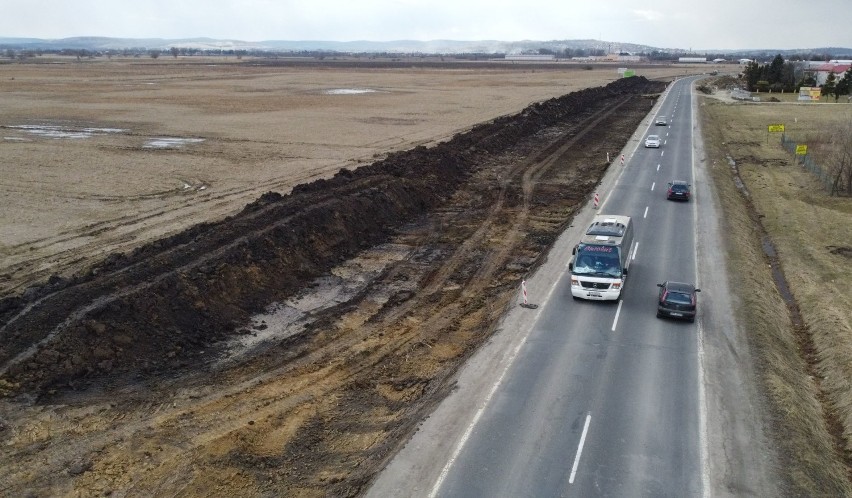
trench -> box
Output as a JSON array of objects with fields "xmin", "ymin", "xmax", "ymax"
[{"xmin": 726, "ymin": 154, "xmax": 852, "ymax": 475}]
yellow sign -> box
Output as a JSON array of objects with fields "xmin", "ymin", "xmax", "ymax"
[
  {"xmin": 768, "ymin": 124, "xmax": 785, "ymax": 132},
  {"xmin": 798, "ymin": 87, "xmax": 821, "ymax": 101},
  {"xmin": 795, "ymin": 144, "xmax": 808, "ymax": 155}
]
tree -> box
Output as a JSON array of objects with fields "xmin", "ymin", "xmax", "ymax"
[
  {"xmin": 743, "ymin": 61, "xmax": 763, "ymax": 91},
  {"xmin": 834, "ymin": 67, "xmax": 852, "ymax": 101},
  {"xmin": 170, "ymin": 46, "xmax": 179, "ymax": 58},
  {"xmin": 149, "ymin": 49, "xmax": 161, "ymax": 59},
  {"xmin": 767, "ymin": 54, "xmax": 785, "ymax": 85},
  {"xmin": 780, "ymin": 61, "xmax": 799, "ymax": 92},
  {"xmin": 827, "ymin": 118, "xmax": 852, "ymax": 195},
  {"xmin": 797, "ymin": 75, "xmax": 817, "ymax": 90},
  {"xmin": 822, "ymin": 72, "xmax": 837, "ymax": 99}
]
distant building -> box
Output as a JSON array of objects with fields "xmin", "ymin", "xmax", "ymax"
[
  {"xmin": 504, "ymin": 54, "xmax": 555, "ymax": 61},
  {"xmin": 615, "ymin": 54, "xmax": 641, "ymax": 62},
  {"xmin": 738, "ymin": 59, "xmax": 753, "ymax": 65},
  {"xmin": 806, "ymin": 62, "xmax": 852, "ymax": 85}
]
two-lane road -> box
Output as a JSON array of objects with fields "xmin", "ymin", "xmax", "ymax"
[{"xmin": 368, "ymin": 76, "xmax": 779, "ymax": 497}]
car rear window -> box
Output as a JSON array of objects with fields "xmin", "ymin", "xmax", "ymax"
[
  {"xmin": 666, "ymin": 291, "xmax": 692, "ymax": 304},
  {"xmin": 671, "ymin": 184, "xmax": 688, "ymax": 191}
]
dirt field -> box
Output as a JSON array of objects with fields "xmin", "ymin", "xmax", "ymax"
[
  {"xmin": 698, "ymin": 85, "xmax": 852, "ymax": 495},
  {"xmin": 0, "ymin": 58, "xmax": 690, "ymax": 297},
  {"xmin": 0, "ymin": 59, "xmax": 680, "ymax": 496}
]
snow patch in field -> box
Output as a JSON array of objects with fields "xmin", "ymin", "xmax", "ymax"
[
  {"xmin": 324, "ymin": 88, "xmax": 378, "ymax": 95},
  {"xmin": 143, "ymin": 137, "xmax": 205, "ymax": 149}
]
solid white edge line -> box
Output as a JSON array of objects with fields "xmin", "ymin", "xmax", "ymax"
[
  {"xmin": 428, "ymin": 263, "xmax": 564, "ymax": 498},
  {"xmin": 689, "ymin": 77, "xmax": 712, "ymax": 498},
  {"xmin": 611, "ymin": 299, "xmax": 623, "ymax": 332},
  {"xmin": 569, "ymin": 413, "xmax": 592, "ymax": 484}
]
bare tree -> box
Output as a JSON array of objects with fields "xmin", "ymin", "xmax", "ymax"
[{"xmin": 827, "ymin": 118, "xmax": 852, "ymax": 195}]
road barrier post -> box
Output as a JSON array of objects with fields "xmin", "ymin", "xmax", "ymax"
[
  {"xmin": 519, "ymin": 280, "xmax": 539, "ymax": 309},
  {"xmin": 593, "ymin": 192, "xmax": 599, "ymax": 209}
]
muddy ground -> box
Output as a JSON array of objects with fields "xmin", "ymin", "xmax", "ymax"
[{"xmin": 0, "ymin": 76, "xmax": 666, "ymax": 497}]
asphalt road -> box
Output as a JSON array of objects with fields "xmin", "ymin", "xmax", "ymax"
[{"xmin": 367, "ymin": 76, "xmax": 780, "ymax": 498}]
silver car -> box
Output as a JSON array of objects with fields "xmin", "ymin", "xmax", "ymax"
[{"xmin": 645, "ymin": 135, "xmax": 661, "ymax": 148}]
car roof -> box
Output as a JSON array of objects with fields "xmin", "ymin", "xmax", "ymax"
[
  {"xmin": 663, "ymin": 281, "xmax": 695, "ymax": 292},
  {"xmin": 647, "ymin": 135, "xmax": 660, "ymax": 139},
  {"xmin": 670, "ymin": 180, "xmax": 689, "ymax": 186}
]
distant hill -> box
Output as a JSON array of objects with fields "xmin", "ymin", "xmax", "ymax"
[{"xmin": 0, "ymin": 36, "xmax": 850, "ymax": 57}]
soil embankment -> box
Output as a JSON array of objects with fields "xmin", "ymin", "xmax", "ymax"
[{"xmin": 0, "ymin": 77, "xmax": 666, "ymax": 496}]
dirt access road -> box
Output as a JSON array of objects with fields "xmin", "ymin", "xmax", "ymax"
[{"xmin": 0, "ymin": 61, "xmax": 668, "ymax": 496}]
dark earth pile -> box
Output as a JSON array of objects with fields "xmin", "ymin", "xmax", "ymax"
[{"xmin": 0, "ymin": 76, "xmax": 666, "ymax": 398}]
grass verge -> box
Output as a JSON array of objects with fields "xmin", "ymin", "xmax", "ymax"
[{"xmin": 699, "ymin": 96, "xmax": 852, "ymax": 495}]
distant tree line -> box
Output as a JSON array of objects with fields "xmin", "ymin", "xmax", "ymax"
[
  {"xmin": 535, "ymin": 48, "xmax": 607, "ymax": 58},
  {"xmin": 741, "ymin": 54, "xmax": 852, "ymax": 101},
  {"xmin": 2, "ymin": 45, "xmax": 851, "ymax": 71}
]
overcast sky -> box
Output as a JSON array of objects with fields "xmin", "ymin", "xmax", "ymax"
[{"xmin": 2, "ymin": 0, "xmax": 850, "ymax": 51}]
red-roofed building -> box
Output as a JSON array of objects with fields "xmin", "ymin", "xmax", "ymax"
[{"xmin": 805, "ymin": 63, "xmax": 852, "ymax": 85}]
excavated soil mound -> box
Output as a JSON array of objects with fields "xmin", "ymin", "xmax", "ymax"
[{"xmin": 0, "ymin": 77, "xmax": 663, "ymax": 398}]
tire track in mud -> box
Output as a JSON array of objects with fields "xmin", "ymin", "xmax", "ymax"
[{"xmin": 0, "ymin": 78, "xmax": 666, "ymax": 497}]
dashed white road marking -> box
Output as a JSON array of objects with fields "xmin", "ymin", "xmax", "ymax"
[
  {"xmin": 569, "ymin": 413, "xmax": 592, "ymax": 484},
  {"xmin": 611, "ymin": 299, "xmax": 623, "ymax": 331}
]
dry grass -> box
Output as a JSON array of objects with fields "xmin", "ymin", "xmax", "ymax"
[{"xmin": 699, "ymin": 95, "xmax": 852, "ymax": 494}]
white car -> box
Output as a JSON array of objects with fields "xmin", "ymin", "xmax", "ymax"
[{"xmin": 645, "ymin": 135, "xmax": 661, "ymax": 148}]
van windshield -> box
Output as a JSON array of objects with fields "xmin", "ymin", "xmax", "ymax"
[{"xmin": 573, "ymin": 244, "xmax": 622, "ymax": 278}]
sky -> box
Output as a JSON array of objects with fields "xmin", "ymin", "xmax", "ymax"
[{"xmin": 2, "ymin": 0, "xmax": 850, "ymax": 51}]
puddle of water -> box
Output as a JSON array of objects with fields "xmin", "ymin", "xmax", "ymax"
[
  {"xmin": 7, "ymin": 124, "xmax": 127, "ymax": 140},
  {"xmin": 727, "ymin": 155, "xmax": 749, "ymax": 196},
  {"xmin": 143, "ymin": 137, "xmax": 205, "ymax": 149},
  {"xmin": 324, "ymin": 88, "xmax": 378, "ymax": 95}
]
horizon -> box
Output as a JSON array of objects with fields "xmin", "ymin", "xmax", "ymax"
[
  {"xmin": 2, "ymin": 35, "xmax": 851, "ymax": 56},
  {"xmin": 1, "ymin": 0, "xmax": 850, "ymax": 52}
]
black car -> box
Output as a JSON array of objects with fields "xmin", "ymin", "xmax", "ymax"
[
  {"xmin": 656, "ymin": 281, "xmax": 700, "ymax": 322},
  {"xmin": 666, "ymin": 180, "xmax": 691, "ymax": 201}
]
